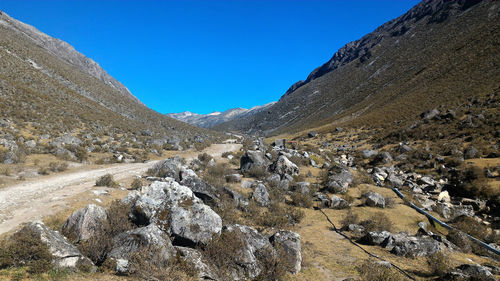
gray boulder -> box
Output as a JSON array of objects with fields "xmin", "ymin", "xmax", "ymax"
[
  {"xmin": 421, "ymin": 108, "xmax": 440, "ymax": 120},
  {"xmin": 18, "ymin": 221, "xmax": 94, "ymax": 270},
  {"xmin": 266, "ymin": 173, "xmax": 281, "ymax": 187},
  {"xmin": 464, "ymin": 146, "xmax": 478, "ymax": 159},
  {"xmin": 108, "ymin": 224, "xmax": 176, "ymax": 275},
  {"xmin": 441, "ymin": 264, "xmax": 496, "ymax": 281},
  {"xmin": 270, "ymin": 230, "xmax": 302, "ymax": 274},
  {"xmin": 149, "ymin": 156, "xmax": 183, "ymax": 180},
  {"xmin": 373, "ymin": 152, "xmax": 393, "ymax": 164},
  {"xmin": 240, "ymin": 150, "xmax": 269, "ymax": 173},
  {"xmin": 330, "ymin": 195, "xmax": 349, "ymax": 209},
  {"xmin": 313, "ymin": 192, "xmax": 331, "ymax": 208},
  {"xmin": 361, "ymin": 231, "xmax": 393, "ymax": 246},
  {"xmin": 361, "ymin": 149, "xmax": 377, "ymax": 158},
  {"xmin": 269, "ymin": 155, "xmax": 299, "ymax": 178},
  {"xmin": 131, "ymin": 180, "xmax": 222, "ymax": 245},
  {"xmin": 226, "ymin": 173, "xmax": 242, "ymax": 183},
  {"xmin": 180, "ymin": 168, "xmax": 219, "ymax": 204},
  {"xmin": 252, "ymin": 183, "xmax": 271, "ymax": 207},
  {"xmin": 50, "ymin": 134, "xmax": 82, "ymax": 147},
  {"xmin": 386, "ymin": 174, "xmax": 404, "ymax": 188},
  {"xmin": 223, "ymin": 224, "xmax": 275, "ymax": 280},
  {"xmin": 308, "ymin": 131, "xmax": 317, "ymax": 138},
  {"xmin": 363, "ymin": 192, "xmax": 385, "ymax": 208},
  {"xmin": 293, "ymin": 182, "xmax": 310, "ymax": 194},
  {"xmin": 62, "ymin": 204, "xmax": 107, "ymax": 243},
  {"xmin": 390, "ymin": 233, "xmax": 443, "ymax": 257},
  {"xmin": 271, "ymin": 139, "xmax": 286, "ymax": 150},
  {"xmin": 25, "ymin": 139, "xmax": 36, "ymax": 149},
  {"xmin": 175, "ymin": 246, "xmax": 219, "ymax": 280},
  {"xmin": 325, "ymin": 165, "xmax": 353, "ymax": 194}
]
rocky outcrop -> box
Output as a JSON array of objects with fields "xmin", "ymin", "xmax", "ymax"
[
  {"xmin": 108, "ymin": 224, "xmax": 176, "ymax": 275},
  {"xmin": 269, "ymin": 230, "xmax": 302, "ymax": 274},
  {"xmin": 18, "ymin": 221, "xmax": 94, "ymax": 270},
  {"xmin": 62, "ymin": 204, "xmax": 107, "ymax": 243}
]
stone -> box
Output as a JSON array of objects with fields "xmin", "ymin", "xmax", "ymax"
[
  {"xmin": 62, "ymin": 204, "xmax": 107, "ymax": 243},
  {"xmin": 464, "ymin": 146, "xmax": 478, "ymax": 159},
  {"xmin": 175, "ymin": 246, "xmax": 219, "ymax": 280},
  {"xmin": 266, "ymin": 174, "xmax": 281, "ymax": 187},
  {"xmin": 226, "ymin": 173, "xmax": 242, "ymax": 183},
  {"xmin": 50, "ymin": 134, "xmax": 82, "ymax": 148},
  {"xmin": 363, "ymin": 192, "xmax": 385, "ymax": 208},
  {"xmin": 223, "ymin": 224, "xmax": 275, "ymax": 280},
  {"xmin": 130, "ymin": 180, "xmax": 222, "ymax": 245},
  {"xmin": 437, "ymin": 190, "xmax": 451, "ymax": 203},
  {"xmin": 18, "ymin": 221, "xmax": 94, "ymax": 270},
  {"xmin": 330, "ymin": 195, "xmax": 349, "ymax": 209},
  {"xmin": 386, "ymin": 174, "xmax": 404, "ymax": 188},
  {"xmin": 361, "ymin": 149, "xmax": 377, "ymax": 158},
  {"xmin": 313, "ymin": 192, "xmax": 331, "ymax": 208},
  {"xmin": 108, "ymin": 225, "xmax": 176, "ymax": 274},
  {"xmin": 325, "ymin": 165, "xmax": 353, "ymax": 194},
  {"xmin": 421, "ymin": 108, "xmax": 440, "ymax": 120},
  {"xmin": 149, "ymin": 156, "xmax": 183, "ymax": 180},
  {"xmin": 179, "ymin": 168, "xmax": 219, "ymax": 204},
  {"xmin": 223, "ymin": 187, "xmax": 249, "ymax": 210},
  {"xmin": 271, "ymin": 139, "xmax": 286, "ymax": 150},
  {"xmin": 293, "ymin": 182, "xmax": 310, "ymax": 194},
  {"xmin": 390, "ymin": 233, "xmax": 443, "ymax": 257},
  {"xmin": 240, "ymin": 150, "xmax": 269, "ymax": 173},
  {"xmin": 25, "ymin": 139, "xmax": 36, "ymax": 149},
  {"xmin": 373, "ymin": 151, "xmax": 393, "ymax": 164},
  {"xmin": 252, "ymin": 183, "xmax": 271, "ymax": 207},
  {"xmin": 269, "ymin": 155, "xmax": 299, "ymax": 178},
  {"xmin": 270, "ymin": 230, "xmax": 302, "ymax": 274},
  {"xmin": 360, "ymin": 231, "xmax": 393, "ymax": 246},
  {"xmin": 308, "ymin": 131, "xmax": 318, "ymax": 138}
]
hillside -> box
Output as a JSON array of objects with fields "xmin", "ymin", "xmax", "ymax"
[
  {"xmin": 216, "ymin": 0, "xmax": 500, "ymax": 135},
  {"xmin": 0, "ymin": 10, "xmax": 218, "ymax": 165},
  {"xmin": 167, "ymin": 102, "xmax": 275, "ymax": 128}
]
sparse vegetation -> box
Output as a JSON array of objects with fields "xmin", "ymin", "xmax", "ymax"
[{"xmin": 95, "ymin": 174, "xmax": 118, "ymax": 187}]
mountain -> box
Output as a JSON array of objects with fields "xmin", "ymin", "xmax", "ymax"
[
  {"xmin": 216, "ymin": 0, "xmax": 500, "ymax": 135},
  {"xmin": 0, "ymin": 10, "xmax": 215, "ymax": 144},
  {"xmin": 167, "ymin": 102, "xmax": 275, "ymax": 128}
]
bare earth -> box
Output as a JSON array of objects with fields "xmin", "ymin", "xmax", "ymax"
[{"xmin": 0, "ymin": 143, "xmax": 241, "ymax": 235}]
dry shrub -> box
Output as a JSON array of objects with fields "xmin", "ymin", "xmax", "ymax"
[
  {"xmin": 356, "ymin": 260, "xmax": 405, "ymax": 281},
  {"xmin": 254, "ymin": 202, "xmax": 305, "ymax": 228},
  {"xmin": 450, "ymin": 216, "xmax": 499, "ymax": 257},
  {"xmin": 48, "ymin": 162, "xmax": 68, "ymax": 172},
  {"xmin": 197, "ymin": 153, "xmax": 213, "ymax": 163},
  {"xmin": 203, "ymin": 230, "xmax": 245, "ymax": 280},
  {"xmin": 130, "ymin": 178, "xmax": 143, "ymax": 190},
  {"xmin": 254, "ymin": 246, "xmax": 288, "ymax": 281},
  {"xmin": 245, "ymin": 165, "xmax": 268, "ymax": 180},
  {"xmin": 384, "ymin": 197, "xmax": 396, "ymax": 208},
  {"xmin": 360, "ymin": 213, "xmax": 393, "ymax": 233},
  {"xmin": 0, "ymin": 228, "xmax": 53, "ymax": 274},
  {"xmin": 66, "ymin": 145, "xmax": 88, "ymax": 162},
  {"xmin": 427, "ymin": 252, "xmax": 451, "ymax": 276},
  {"xmin": 78, "ymin": 201, "xmax": 133, "ymax": 265},
  {"xmin": 290, "ymin": 192, "xmax": 313, "ymax": 208},
  {"xmin": 37, "ymin": 166, "xmax": 50, "ymax": 175},
  {"xmin": 127, "ymin": 246, "xmax": 197, "ymax": 281},
  {"xmin": 341, "ymin": 210, "xmax": 360, "ymax": 229},
  {"xmin": 95, "ymin": 174, "xmax": 118, "ymax": 187},
  {"xmin": 449, "ymin": 166, "xmax": 497, "ymax": 199},
  {"xmin": 203, "ymin": 162, "xmax": 231, "ymax": 187}
]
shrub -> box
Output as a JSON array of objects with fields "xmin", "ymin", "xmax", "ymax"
[
  {"xmin": 427, "ymin": 252, "xmax": 450, "ymax": 276},
  {"xmin": 254, "ymin": 246, "xmax": 288, "ymax": 281},
  {"xmin": 341, "ymin": 210, "xmax": 360, "ymax": 229},
  {"xmin": 130, "ymin": 178, "xmax": 143, "ymax": 190},
  {"xmin": 38, "ymin": 166, "xmax": 50, "ymax": 175},
  {"xmin": 356, "ymin": 260, "xmax": 404, "ymax": 281},
  {"xmin": 203, "ymin": 163, "xmax": 231, "ymax": 187},
  {"xmin": 95, "ymin": 174, "xmax": 118, "ymax": 187},
  {"xmin": 290, "ymin": 192, "xmax": 313, "ymax": 208},
  {"xmin": 0, "ymin": 227, "xmax": 53, "ymax": 274},
  {"xmin": 360, "ymin": 213, "xmax": 393, "ymax": 233},
  {"xmin": 384, "ymin": 197, "xmax": 396, "ymax": 208},
  {"xmin": 48, "ymin": 162, "xmax": 68, "ymax": 172},
  {"xmin": 203, "ymin": 230, "xmax": 245, "ymax": 280},
  {"xmin": 245, "ymin": 165, "xmax": 268, "ymax": 180}
]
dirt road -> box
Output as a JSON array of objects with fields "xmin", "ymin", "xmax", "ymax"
[{"xmin": 0, "ymin": 143, "xmax": 241, "ymax": 235}]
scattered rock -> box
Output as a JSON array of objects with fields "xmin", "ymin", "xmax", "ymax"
[
  {"xmin": 226, "ymin": 173, "xmax": 242, "ymax": 183},
  {"xmin": 175, "ymin": 246, "xmax": 219, "ymax": 280},
  {"xmin": 252, "ymin": 183, "xmax": 271, "ymax": 207},
  {"xmin": 325, "ymin": 165, "xmax": 353, "ymax": 194},
  {"xmin": 363, "ymin": 192, "xmax": 385, "ymax": 208},
  {"xmin": 240, "ymin": 150, "xmax": 269, "ymax": 173},
  {"xmin": 293, "ymin": 182, "xmax": 310, "ymax": 194},
  {"xmin": 464, "ymin": 146, "xmax": 478, "ymax": 159},
  {"xmin": 330, "ymin": 195, "xmax": 349, "ymax": 209},
  {"xmin": 62, "ymin": 204, "xmax": 107, "ymax": 243},
  {"xmin": 179, "ymin": 168, "xmax": 219, "ymax": 204},
  {"xmin": 269, "ymin": 155, "xmax": 300, "ymax": 178},
  {"xmin": 270, "ymin": 230, "xmax": 302, "ymax": 274},
  {"xmin": 361, "ymin": 149, "xmax": 377, "ymax": 158},
  {"xmin": 308, "ymin": 131, "xmax": 318, "ymax": 138}
]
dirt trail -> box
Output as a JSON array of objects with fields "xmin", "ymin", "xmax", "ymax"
[{"xmin": 0, "ymin": 143, "xmax": 241, "ymax": 235}]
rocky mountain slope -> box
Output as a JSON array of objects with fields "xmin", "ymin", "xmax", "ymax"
[
  {"xmin": 216, "ymin": 0, "xmax": 500, "ymax": 135},
  {"xmin": 167, "ymin": 102, "xmax": 275, "ymax": 128},
  {"xmin": 0, "ymin": 10, "xmax": 217, "ymax": 161}
]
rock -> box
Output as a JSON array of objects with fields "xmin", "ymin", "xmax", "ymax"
[
  {"xmin": 270, "ymin": 231, "xmax": 302, "ymax": 274},
  {"xmin": 398, "ymin": 143, "xmax": 413, "ymax": 153},
  {"xmin": 421, "ymin": 108, "xmax": 440, "ymax": 120},
  {"xmin": 293, "ymin": 182, "xmax": 310, "ymax": 194},
  {"xmin": 241, "ymin": 180, "xmax": 254, "ymax": 189},
  {"xmin": 121, "ymin": 190, "xmax": 141, "ymax": 205},
  {"xmin": 50, "ymin": 134, "xmax": 82, "ymax": 148},
  {"xmin": 62, "ymin": 204, "xmax": 107, "ymax": 243},
  {"xmin": 373, "ymin": 151, "xmax": 393, "ymax": 164},
  {"xmin": 434, "ymin": 203, "xmax": 474, "ymax": 220},
  {"xmin": 464, "ymin": 146, "xmax": 478, "ymax": 159},
  {"xmin": 330, "ymin": 195, "xmax": 349, "ymax": 209},
  {"xmin": 308, "ymin": 131, "xmax": 318, "ymax": 138},
  {"xmin": 386, "ymin": 174, "xmax": 404, "ymax": 188},
  {"xmin": 360, "ymin": 231, "xmax": 393, "ymax": 246},
  {"xmin": 18, "ymin": 221, "xmax": 94, "ymax": 270},
  {"xmin": 361, "ymin": 149, "xmax": 377, "ymax": 158},
  {"xmin": 452, "ymin": 264, "xmax": 496, "ymax": 281},
  {"xmin": 271, "ymin": 139, "xmax": 286, "ymax": 150},
  {"xmin": 150, "ymin": 156, "xmax": 183, "ymax": 180},
  {"xmin": 223, "ymin": 224, "xmax": 275, "ymax": 280},
  {"xmin": 252, "ymin": 183, "xmax": 271, "ymax": 207},
  {"xmin": 278, "ymin": 179, "xmax": 290, "ymax": 191},
  {"xmin": 313, "ymin": 192, "xmax": 331, "ymax": 208},
  {"xmin": 437, "ymin": 190, "xmax": 451, "ymax": 203},
  {"xmin": 346, "ymin": 224, "xmax": 365, "ymax": 236},
  {"xmin": 53, "ymin": 147, "xmax": 77, "ymax": 161},
  {"xmin": 223, "ymin": 187, "xmax": 249, "ymax": 210},
  {"xmin": 108, "ymin": 225, "xmax": 176, "ymax": 275},
  {"xmin": 325, "ymin": 165, "xmax": 353, "ymax": 194},
  {"xmin": 390, "ymin": 233, "xmax": 443, "ymax": 257},
  {"xmin": 266, "ymin": 174, "xmax": 281, "ymax": 187},
  {"xmin": 180, "ymin": 168, "xmax": 219, "ymax": 204},
  {"xmin": 131, "ymin": 180, "xmax": 222, "ymax": 245},
  {"xmin": 460, "ymin": 198, "xmax": 486, "ymax": 212},
  {"xmin": 240, "ymin": 150, "xmax": 269, "ymax": 173},
  {"xmin": 363, "ymin": 192, "xmax": 385, "ymax": 208},
  {"xmin": 269, "ymin": 155, "xmax": 299, "ymax": 178},
  {"xmin": 310, "ymin": 158, "xmax": 318, "ymax": 167},
  {"xmin": 226, "ymin": 173, "xmax": 242, "ymax": 183},
  {"xmin": 92, "ymin": 189, "xmax": 109, "ymax": 196},
  {"xmin": 175, "ymin": 246, "xmax": 219, "ymax": 280},
  {"xmin": 25, "ymin": 139, "xmax": 36, "ymax": 149}
]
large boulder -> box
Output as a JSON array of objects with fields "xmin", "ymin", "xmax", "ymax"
[
  {"xmin": 18, "ymin": 221, "xmax": 94, "ymax": 270},
  {"xmin": 50, "ymin": 134, "xmax": 82, "ymax": 148},
  {"xmin": 269, "ymin": 230, "xmax": 302, "ymax": 274},
  {"xmin": 179, "ymin": 168, "xmax": 219, "ymax": 204},
  {"xmin": 175, "ymin": 246, "xmax": 219, "ymax": 280},
  {"xmin": 62, "ymin": 204, "xmax": 107, "ymax": 243},
  {"xmin": 108, "ymin": 225, "xmax": 176, "ymax": 275},
  {"xmin": 330, "ymin": 195, "xmax": 349, "ymax": 209},
  {"xmin": 325, "ymin": 165, "xmax": 353, "ymax": 194},
  {"xmin": 252, "ymin": 183, "xmax": 271, "ymax": 207},
  {"xmin": 360, "ymin": 231, "xmax": 393, "ymax": 246},
  {"xmin": 130, "ymin": 180, "xmax": 222, "ymax": 245},
  {"xmin": 223, "ymin": 224, "xmax": 275, "ymax": 280},
  {"xmin": 269, "ymin": 155, "xmax": 299, "ymax": 178},
  {"xmin": 149, "ymin": 156, "xmax": 183, "ymax": 180},
  {"xmin": 240, "ymin": 150, "xmax": 269, "ymax": 173},
  {"xmin": 441, "ymin": 264, "xmax": 496, "ymax": 281},
  {"xmin": 390, "ymin": 233, "xmax": 443, "ymax": 257},
  {"xmin": 363, "ymin": 192, "xmax": 385, "ymax": 208}
]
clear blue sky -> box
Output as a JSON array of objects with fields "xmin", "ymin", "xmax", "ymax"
[{"xmin": 0, "ymin": 0, "xmax": 419, "ymax": 114}]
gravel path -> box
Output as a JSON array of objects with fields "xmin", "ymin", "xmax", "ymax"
[{"xmin": 0, "ymin": 143, "xmax": 241, "ymax": 235}]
